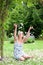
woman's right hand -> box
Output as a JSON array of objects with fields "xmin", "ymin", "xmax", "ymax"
[{"xmin": 14, "ymin": 24, "xmax": 17, "ymax": 28}]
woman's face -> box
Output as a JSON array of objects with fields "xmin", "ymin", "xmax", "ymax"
[{"xmin": 18, "ymin": 32, "xmax": 24, "ymax": 39}]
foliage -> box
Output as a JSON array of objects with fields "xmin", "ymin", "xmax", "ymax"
[
  {"xmin": 3, "ymin": 0, "xmax": 43, "ymax": 38},
  {"xmin": 39, "ymin": 30, "xmax": 43, "ymax": 39}
]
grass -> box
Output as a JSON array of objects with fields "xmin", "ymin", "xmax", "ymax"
[{"xmin": 0, "ymin": 40, "xmax": 43, "ymax": 65}]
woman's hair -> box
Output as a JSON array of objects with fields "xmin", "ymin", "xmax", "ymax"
[{"xmin": 18, "ymin": 31, "xmax": 23, "ymax": 35}]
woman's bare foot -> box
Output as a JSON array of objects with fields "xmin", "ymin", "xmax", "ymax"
[{"xmin": 22, "ymin": 55, "xmax": 34, "ymax": 59}]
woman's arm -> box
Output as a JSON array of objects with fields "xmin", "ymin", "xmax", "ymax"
[
  {"xmin": 14, "ymin": 24, "xmax": 18, "ymax": 41},
  {"xmin": 23, "ymin": 26, "xmax": 33, "ymax": 42}
]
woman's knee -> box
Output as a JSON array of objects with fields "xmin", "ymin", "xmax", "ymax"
[
  {"xmin": 19, "ymin": 57, "xmax": 25, "ymax": 61},
  {"xmin": 23, "ymin": 55, "xmax": 30, "ymax": 59}
]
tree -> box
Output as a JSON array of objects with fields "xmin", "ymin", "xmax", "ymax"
[
  {"xmin": 4, "ymin": 0, "xmax": 43, "ymax": 38},
  {"xmin": 0, "ymin": 0, "xmax": 7, "ymax": 60},
  {"xmin": 0, "ymin": 0, "xmax": 15, "ymax": 60}
]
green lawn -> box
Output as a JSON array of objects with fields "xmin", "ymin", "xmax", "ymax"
[{"xmin": 0, "ymin": 40, "xmax": 43, "ymax": 65}]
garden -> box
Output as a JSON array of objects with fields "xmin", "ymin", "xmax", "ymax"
[{"xmin": 0, "ymin": 0, "xmax": 43, "ymax": 65}]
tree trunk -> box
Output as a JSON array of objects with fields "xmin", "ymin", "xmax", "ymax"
[
  {"xmin": 0, "ymin": 17, "xmax": 4, "ymax": 60},
  {"xmin": 0, "ymin": 0, "xmax": 7, "ymax": 60},
  {"xmin": 0, "ymin": 0, "xmax": 13, "ymax": 60}
]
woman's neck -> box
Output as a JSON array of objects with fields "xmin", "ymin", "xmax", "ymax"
[{"xmin": 18, "ymin": 37, "xmax": 23, "ymax": 43}]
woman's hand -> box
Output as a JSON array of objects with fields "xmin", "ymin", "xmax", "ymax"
[
  {"xmin": 14, "ymin": 24, "xmax": 17, "ymax": 28},
  {"xmin": 29, "ymin": 26, "xmax": 34, "ymax": 31}
]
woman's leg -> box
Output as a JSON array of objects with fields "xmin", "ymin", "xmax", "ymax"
[{"xmin": 22, "ymin": 54, "xmax": 33, "ymax": 59}]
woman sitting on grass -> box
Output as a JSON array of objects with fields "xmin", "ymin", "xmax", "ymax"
[{"xmin": 14, "ymin": 24, "xmax": 33, "ymax": 61}]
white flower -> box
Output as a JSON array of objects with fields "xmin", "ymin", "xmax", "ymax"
[
  {"xmin": 40, "ymin": 35, "xmax": 42, "ymax": 37},
  {"xmin": 20, "ymin": 23, "xmax": 23, "ymax": 26},
  {"xmin": 21, "ymin": 1, "xmax": 23, "ymax": 4}
]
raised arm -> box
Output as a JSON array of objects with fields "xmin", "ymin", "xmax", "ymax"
[
  {"xmin": 14, "ymin": 24, "xmax": 18, "ymax": 41},
  {"xmin": 23, "ymin": 26, "xmax": 33, "ymax": 42}
]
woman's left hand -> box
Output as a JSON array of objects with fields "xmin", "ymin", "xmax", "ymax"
[{"xmin": 29, "ymin": 26, "xmax": 34, "ymax": 30}]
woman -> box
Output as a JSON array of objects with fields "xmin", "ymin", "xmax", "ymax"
[{"xmin": 14, "ymin": 24, "xmax": 33, "ymax": 61}]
